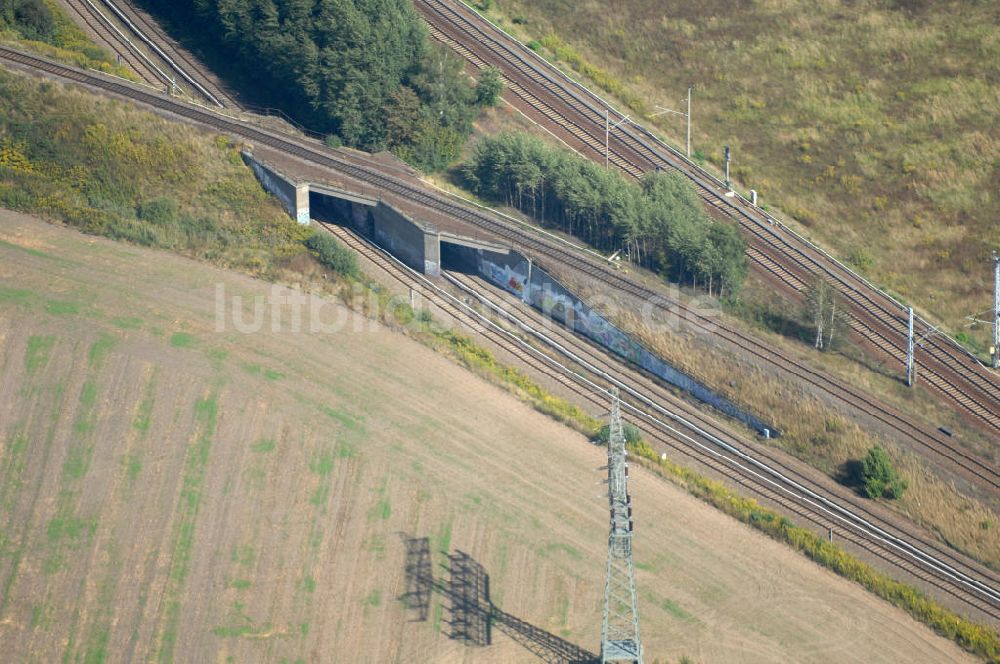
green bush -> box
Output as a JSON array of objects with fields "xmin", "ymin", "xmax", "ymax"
[
  {"xmin": 137, "ymin": 196, "xmax": 179, "ymax": 225},
  {"xmin": 304, "ymin": 232, "xmax": 359, "ymax": 279},
  {"xmin": 594, "ymin": 422, "xmax": 642, "ymax": 446},
  {"xmin": 475, "ymin": 66, "xmax": 504, "ymax": 106},
  {"xmin": 860, "ymin": 445, "xmax": 908, "ymax": 500}
]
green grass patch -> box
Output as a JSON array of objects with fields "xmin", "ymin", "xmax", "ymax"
[
  {"xmin": 169, "ymin": 332, "xmax": 196, "ymax": 348},
  {"xmin": 435, "ymin": 519, "xmax": 453, "ymax": 555},
  {"xmin": 661, "ymin": 597, "xmax": 695, "ymax": 623},
  {"xmin": 46, "ymin": 515, "xmax": 95, "ymax": 545},
  {"xmin": 302, "ymin": 575, "xmax": 316, "ymax": 593},
  {"xmin": 250, "ymin": 439, "xmax": 275, "ymax": 453},
  {"xmin": 309, "ymin": 450, "xmax": 335, "ymax": 477},
  {"xmin": 0, "ymin": 287, "xmax": 33, "ymax": 305},
  {"xmin": 153, "ymin": 392, "xmax": 219, "ymax": 663},
  {"xmin": 231, "ymin": 544, "xmax": 255, "ymax": 567},
  {"xmin": 230, "ymin": 579, "xmax": 251, "ymax": 590},
  {"xmin": 88, "ymin": 334, "xmax": 115, "ymax": 366},
  {"xmin": 24, "ymin": 335, "xmax": 55, "ymax": 376},
  {"xmin": 112, "ymin": 316, "xmax": 143, "ymax": 330},
  {"xmin": 318, "ymin": 405, "xmax": 362, "ymax": 431},
  {"xmin": 263, "ymin": 368, "xmax": 284, "ymax": 380},
  {"xmin": 364, "ymin": 588, "xmax": 382, "ymax": 607},
  {"xmin": 45, "ymin": 300, "xmax": 78, "ymax": 315}
]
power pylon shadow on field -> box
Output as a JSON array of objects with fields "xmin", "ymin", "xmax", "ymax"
[{"xmin": 400, "ymin": 534, "xmax": 598, "ymax": 664}]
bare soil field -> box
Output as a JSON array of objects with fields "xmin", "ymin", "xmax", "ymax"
[{"xmin": 0, "ymin": 210, "xmax": 976, "ymax": 663}]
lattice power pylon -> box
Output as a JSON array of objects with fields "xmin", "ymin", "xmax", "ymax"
[{"xmin": 601, "ymin": 389, "xmax": 643, "ymax": 663}]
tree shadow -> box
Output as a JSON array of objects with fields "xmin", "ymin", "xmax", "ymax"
[
  {"xmin": 400, "ymin": 534, "xmax": 598, "ymax": 664},
  {"xmin": 836, "ymin": 458, "xmax": 865, "ymax": 495}
]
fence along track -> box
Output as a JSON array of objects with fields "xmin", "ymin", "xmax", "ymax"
[
  {"xmin": 413, "ymin": 0, "xmax": 1000, "ymax": 433},
  {"xmin": 2, "ymin": 42, "xmax": 994, "ymax": 490},
  {"xmin": 319, "ymin": 220, "xmax": 1000, "ymax": 623}
]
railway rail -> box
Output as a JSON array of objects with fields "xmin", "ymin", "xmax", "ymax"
[
  {"xmin": 61, "ymin": 0, "xmax": 163, "ymax": 87},
  {"xmin": 3, "ymin": 43, "xmax": 998, "ymax": 624},
  {"xmin": 319, "ymin": 220, "xmax": 1000, "ymax": 625},
  {"xmin": 1, "ymin": 44, "xmax": 995, "ymax": 493},
  {"xmin": 413, "ymin": 0, "xmax": 1000, "ymax": 435}
]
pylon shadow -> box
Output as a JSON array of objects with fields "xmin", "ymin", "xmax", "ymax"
[{"xmin": 400, "ymin": 534, "xmax": 598, "ymax": 664}]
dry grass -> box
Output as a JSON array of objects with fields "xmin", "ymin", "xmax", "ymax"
[
  {"xmin": 481, "ymin": 0, "xmax": 1000, "ymax": 355},
  {"xmin": 558, "ymin": 274, "xmax": 1000, "ymax": 570}
]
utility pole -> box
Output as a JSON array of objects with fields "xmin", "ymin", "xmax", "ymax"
[
  {"xmin": 605, "ymin": 109, "xmax": 630, "ymax": 169},
  {"xmin": 993, "ymin": 251, "xmax": 999, "ymax": 368},
  {"xmin": 906, "ymin": 306, "xmax": 915, "ymax": 387},
  {"xmin": 650, "ymin": 87, "xmax": 691, "ymax": 158},
  {"xmin": 686, "ymin": 86, "xmax": 691, "ymax": 159},
  {"xmin": 601, "ymin": 389, "xmax": 643, "ymax": 664}
]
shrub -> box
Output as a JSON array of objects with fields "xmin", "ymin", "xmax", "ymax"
[
  {"xmin": 324, "ymin": 134, "xmax": 342, "ymax": 149},
  {"xmin": 137, "ymin": 196, "xmax": 179, "ymax": 225},
  {"xmin": 475, "ymin": 66, "xmax": 504, "ymax": 106},
  {"xmin": 304, "ymin": 231, "xmax": 359, "ymax": 279},
  {"xmin": 594, "ymin": 422, "xmax": 642, "ymax": 446},
  {"xmin": 859, "ymin": 445, "xmax": 908, "ymax": 500}
]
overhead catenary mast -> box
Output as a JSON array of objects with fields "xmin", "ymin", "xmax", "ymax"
[{"xmin": 601, "ymin": 389, "xmax": 643, "ymax": 664}]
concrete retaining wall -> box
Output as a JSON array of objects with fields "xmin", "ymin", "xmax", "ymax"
[
  {"xmin": 372, "ymin": 202, "xmax": 440, "ymax": 276},
  {"xmin": 474, "ymin": 248, "xmax": 776, "ymax": 437},
  {"xmin": 242, "ymin": 153, "xmax": 309, "ymax": 225}
]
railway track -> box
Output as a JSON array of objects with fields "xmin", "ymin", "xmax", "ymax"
[
  {"xmin": 3, "ymin": 43, "xmax": 998, "ymax": 623},
  {"xmin": 98, "ymin": 0, "xmax": 233, "ymax": 108},
  {"xmin": 413, "ymin": 0, "xmax": 1000, "ymax": 435},
  {"xmin": 1, "ymin": 43, "xmax": 995, "ymax": 492},
  {"xmin": 61, "ymin": 0, "xmax": 163, "ymax": 87},
  {"xmin": 60, "ymin": 0, "xmax": 230, "ymax": 107},
  {"xmin": 319, "ymin": 220, "xmax": 1000, "ymax": 625}
]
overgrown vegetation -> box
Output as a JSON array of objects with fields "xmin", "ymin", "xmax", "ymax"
[
  {"xmin": 0, "ymin": 0, "xmax": 133, "ymax": 78},
  {"xmin": 567, "ymin": 277, "xmax": 1000, "ymax": 570},
  {"xmin": 479, "ymin": 0, "xmax": 1000, "ymax": 354},
  {"xmin": 859, "ymin": 445, "xmax": 908, "ymax": 500},
  {"xmin": 594, "ymin": 421, "xmax": 641, "ymax": 446},
  {"xmin": 0, "ymin": 69, "xmax": 312, "ymax": 274},
  {"xmin": 627, "ymin": 439, "xmax": 999, "ymax": 662},
  {"xmin": 305, "ymin": 232, "xmax": 358, "ymax": 280},
  {"xmin": 141, "ymin": 0, "xmax": 498, "ymax": 171},
  {"xmin": 463, "ymin": 132, "xmax": 747, "ymax": 294}
]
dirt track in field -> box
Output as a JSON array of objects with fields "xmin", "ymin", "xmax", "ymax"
[{"xmin": 0, "ymin": 210, "xmax": 976, "ymax": 663}]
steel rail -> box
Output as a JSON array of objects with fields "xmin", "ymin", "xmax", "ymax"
[
  {"xmin": 321, "ymin": 220, "xmax": 1000, "ymax": 621},
  {"xmin": 415, "ymin": 0, "xmax": 1000, "ymax": 430},
  {"xmin": 2, "ymin": 44, "xmax": 994, "ymax": 487},
  {"xmin": 98, "ymin": 0, "xmax": 226, "ymax": 108}
]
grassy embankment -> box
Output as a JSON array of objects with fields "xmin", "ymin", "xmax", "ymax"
[
  {"xmin": 1, "ymin": 63, "xmax": 997, "ymax": 661},
  {"xmin": 555, "ymin": 274, "xmax": 1000, "ymax": 571},
  {"xmin": 477, "ymin": 0, "xmax": 1000, "ymax": 356}
]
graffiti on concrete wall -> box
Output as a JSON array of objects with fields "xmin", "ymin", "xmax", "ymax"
[{"xmin": 476, "ymin": 250, "xmax": 775, "ymax": 436}]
